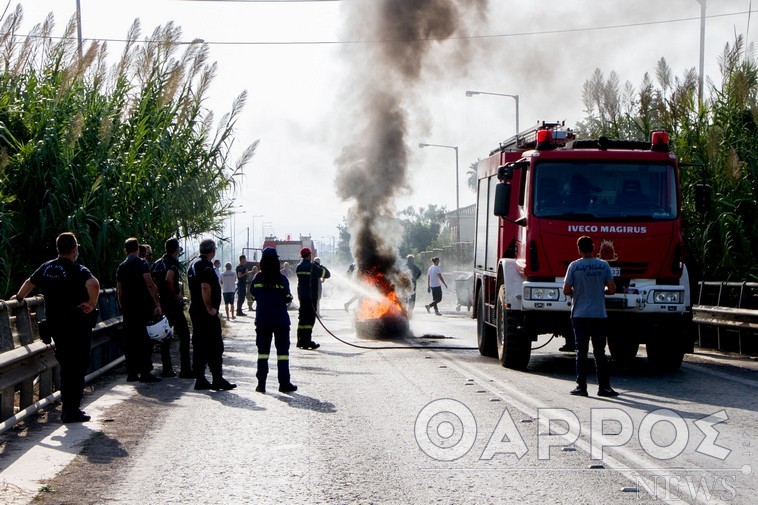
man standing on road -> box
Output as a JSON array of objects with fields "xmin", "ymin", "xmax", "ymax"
[
  {"xmin": 188, "ymin": 239, "xmax": 236, "ymax": 391},
  {"xmin": 117, "ymin": 237, "xmax": 162, "ymax": 383},
  {"xmin": 562, "ymin": 235, "xmax": 618, "ymax": 397},
  {"xmin": 296, "ymin": 247, "xmax": 330, "ymax": 349},
  {"xmin": 151, "ymin": 237, "xmax": 193, "ymax": 378},
  {"xmin": 235, "ymin": 255, "xmax": 248, "ymax": 316},
  {"xmin": 12, "ymin": 232, "xmax": 100, "ymax": 423},
  {"xmin": 405, "ymin": 254, "xmax": 422, "ymax": 312},
  {"xmin": 425, "ymin": 257, "xmax": 447, "ymax": 316},
  {"xmin": 220, "ymin": 262, "xmax": 237, "ymax": 321}
]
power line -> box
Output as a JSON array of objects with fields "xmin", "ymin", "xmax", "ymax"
[{"xmin": 20, "ymin": 9, "xmax": 755, "ymax": 46}]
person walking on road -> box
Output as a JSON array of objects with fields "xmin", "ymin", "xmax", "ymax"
[
  {"xmin": 425, "ymin": 257, "xmax": 447, "ymax": 316},
  {"xmin": 405, "ymin": 254, "xmax": 422, "ymax": 312},
  {"xmin": 11, "ymin": 232, "xmax": 100, "ymax": 423},
  {"xmin": 188, "ymin": 239, "xmax": 236, "ymax": 391},
  {"xmin": 151, "ymin": 237, "xmax": 193, "ymax": 378},
  {"xmin": 220, "ymin": 262, "xmax": 237, "ymax": 321},
  {"xmin": 296, "ymin": 247, "xmax": 330, "ymax": 349},
  {"xmin": 562, "ymin": 235, "xmax": 618, "ymax": 397},
  {"xmin": 235, "ymin": 255, "xmax": 248, "ymax": 316},
  {"xmin": 251, "ymin": 247, "xmax": 297, "ymax": 394},
  {"xmin": 117, "ymin": 237, "xmax": 162, "ymax": 383}
]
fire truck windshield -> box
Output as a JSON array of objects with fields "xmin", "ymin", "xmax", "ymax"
[{"xmin": 532, "ymin": 161, "xmax": 678, "ymax": 221}]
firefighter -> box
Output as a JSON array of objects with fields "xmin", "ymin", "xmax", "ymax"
[
  {"xmin": 296, "ymin": 247, "xmax": 330, "ymax": 349},
  {"xmin": 251, "ymin": 247, "xmax": 297, "ymax": 394}
]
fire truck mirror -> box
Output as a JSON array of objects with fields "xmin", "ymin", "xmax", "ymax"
[{"xmin": 494, "ymin": 182, "xmax": 511, "ymax": 217}]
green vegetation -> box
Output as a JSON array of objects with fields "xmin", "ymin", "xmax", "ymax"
[
  {"xmin": 0, "ymin": 7, "xmax": 255, "ymax": 296},
  {"xmin": 576, "ymin": 36, "xmax": 758, "ymax": 282}
]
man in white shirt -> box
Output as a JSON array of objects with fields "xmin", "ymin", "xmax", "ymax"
[{"xmin": 425, "ymin": 257, "xmax": 447, "ymax": 316}]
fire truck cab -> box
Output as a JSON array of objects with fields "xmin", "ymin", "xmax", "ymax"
[{"xmin": 473, "ymin": 122, "xmax": 692, "ymax": 371}]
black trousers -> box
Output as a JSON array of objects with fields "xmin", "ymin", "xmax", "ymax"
[
  {"xmin": 122, "ymin": 315, "xmax": 152, "ymax": 376},
  {"xmin": 572, "ymin": 317, "xmax": 611, "ymax": 389},
  {"xmin": 256, "ymin": 325, "xmax": 291, "ymax": 385},
  {"xmin": 51, "ymin": 318, "xmax": 92, "ymax": 413},
  {"xmin": 297, "ymin": 298, "xmax": 316, "ymax": 344},
  {"xmin": 160, "ymin": 301, "xmax": 192, "ymax": 372},
  {"xmin": 190, "ymin": 310, "xmax": 224, "ymax": 381},
  {"xmin": 236, "ymin": 284, "xmax": 247, "ymax": 313}
]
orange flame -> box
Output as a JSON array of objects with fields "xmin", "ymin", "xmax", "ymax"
[{"xmin": 356, "ymin": 270, "xmax": 406, "ymax": 321}]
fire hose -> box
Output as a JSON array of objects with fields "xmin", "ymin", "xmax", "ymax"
[
  {"xmin": 314, "ymin": 306, "xmax": 559, "ymax": 352},
  {"xmin": 314, "ymin": 309, "xmax": 478, "ymax": 351}
]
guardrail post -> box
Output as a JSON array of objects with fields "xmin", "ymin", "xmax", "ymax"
[
  {"xmin": 13, "ymin": 303, "xmax": 34, "ymax": 346},
  {"xmin": 0, "ymin": 386, "xmax": 14, "ymax": 421},
  {"xmin": 0, "ymin": 305, "xmax": 13, "ymax": 352},
  {"xmin": 19, "ymin": 377, "xmax": 33, "ymax": 410}
]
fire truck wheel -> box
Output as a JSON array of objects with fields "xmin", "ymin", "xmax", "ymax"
[
  {"xmin": 646, "ymin": 321, "xmax": 686, "ymax": 371},
  {"xmin": 496, "ymin": 285, "xmax": 531, "ymax": 370},
  {"xmin": 476, "ymin": 289, "xmax": 497, "ymax": 358}
]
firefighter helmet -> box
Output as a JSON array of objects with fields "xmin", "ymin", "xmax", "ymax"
[{"xmin": 146, "ymin": 315, "xmax": 173, "ymax": 342}]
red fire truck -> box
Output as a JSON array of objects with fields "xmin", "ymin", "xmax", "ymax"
[{"xmin": 473, "ymin": 122, "xmax": 692, "ymax": 371}]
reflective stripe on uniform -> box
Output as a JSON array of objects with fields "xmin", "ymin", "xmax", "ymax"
[
  {"xmin": 297, "ymin": 271, "xmax": 311, "ymax": 276},
  {"xmin": 277, "ymin": 355, "xmax": 289, "ymax": 361},
  {"xmin": 298, "ymin": 324, "xmax": 313, "ymax": 330},
  {"xmin": 258, "ymin": 354, "xmax": 270, "ymax": 359}
]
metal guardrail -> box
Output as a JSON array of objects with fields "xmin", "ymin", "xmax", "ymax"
[
  {"xmin": 0, "ymin": 289, "xmax": 124, "ymax": 428},
  {"xmin": 693, "ymin": 281, "xmax": 758, "ymax": 355}
]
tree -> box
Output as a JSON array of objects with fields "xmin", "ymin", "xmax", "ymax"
[
  {"xmin": 576, "ymin": 36, "xmax": 758, "ymax": 282},
  {"xmin": 466, "ymin": 159, "xmax": 479, "ymax": 193},
  {"xmin": 397, "ymin": 205, "xmax": 448, "ymax": 256},
  {"xmin": 335, "ymin": 217, "xmax": 352, "ymax": 264},
  {"xmin": 0, "ymin": 8, "xmax": 255, "ymax": 295}
]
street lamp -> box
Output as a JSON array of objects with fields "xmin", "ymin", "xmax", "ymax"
[
  {"xmin": 418, "ymin": 143, "xmax": 460, "ymax": 243},
  {"xmin": 465, "ymin": 90, "xmax": 520, "ymax": 138}
]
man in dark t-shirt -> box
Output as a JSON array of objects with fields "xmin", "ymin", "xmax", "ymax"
[
  {"xmin": 117, "ymin": 237, "xmax": 162, "ymax": 383},
  {"xmin": 12, "ymin": 232, "xmax": 100, "ymax": 423},
  {"xmin": 235, "ymin": 255, "xmax": 248, "ymax": 316},
  {"xmin": 188, "ymin": 239, "xmax": 235, "ymax": 391},
  {"xmin": 151, "ymin": 237, "xmax": 193, "ymax": 378}
]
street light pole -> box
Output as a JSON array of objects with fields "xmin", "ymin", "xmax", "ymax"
[
  {"xmin": 418, "ymin": 143, "xmax": 461, "ymax": 243},
  {"xmin": 696, "ymin": 0, "xmax": 706, "ymax": 106},
  {"xmin": 249, "ymin": 214, "xmax": 263, "ymax": 258},
  {"xmin": 75, "ymin": 0, "xmax": 82, "ymax": 58},
  {"xmin": 465, "ymin": 90, "xmax": 520, "ymax": 138}
]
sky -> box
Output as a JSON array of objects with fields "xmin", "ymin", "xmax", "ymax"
[{"xmin": 12, "ymin": 0, "xmax": 756, "ymax": 262}]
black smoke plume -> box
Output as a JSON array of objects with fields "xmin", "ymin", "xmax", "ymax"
[{"xmin": 335, "ymin": 0, "xmax": 487, "ymax": 299}]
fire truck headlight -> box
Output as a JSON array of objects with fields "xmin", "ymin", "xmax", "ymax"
[
  {"xmin": 653, "ymin": 291, "xmax": 682, "ymax": 304},
  {"xmin": 525, "ymin": 287, "xmax": 560, "ymax": 301}
]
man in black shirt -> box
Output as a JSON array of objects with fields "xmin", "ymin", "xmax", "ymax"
[
  {"xmin": 235, "ymin": 255, "xmax": 248, "ymax": 316},
  {"xmin": 12, "ymin": 232, "xmax": 100, "ymax": 423},
  {"xmin": 117, "ymin": 237, "xmax": 162, "ymax": 383},
  {"xmin": 188, "ymin": 239, "xmax": 236, "ymax": 391},
  {"xmin": 151, "ymin": 237, "xmax": 193, "ymax": 378}
]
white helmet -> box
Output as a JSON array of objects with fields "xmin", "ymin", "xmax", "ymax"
[{"xmin": 146, "ymin": 315, "xmax": 173, "ymax": 342}]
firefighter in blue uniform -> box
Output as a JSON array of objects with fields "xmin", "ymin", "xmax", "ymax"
[
  {"xmin": 251, "ymin": 247, "xmax": 297, "ymax": 393},
  {"xmin": 295, "ymin": 247, "xmax": 330, "ymax": 349}
]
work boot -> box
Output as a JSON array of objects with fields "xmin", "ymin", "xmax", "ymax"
[
  {"xmin": 211, "ymin": 378, "xmax": 237, "ymax": 391},
  {"xmin": 597, "ymin": 387, "xmax": 619, "ymax": 397},
  {"xmin": 255, "ymin": 380, "xmax": 266, "ymax": 393},
  {"xmin": 425, "ymin": 305, "xmax": 431, "ymax": 313},
  {"xmin": 139, "ymin": 373, "xmax": 161, "ymax": 383},
  {"xmin": 299, "ymin": 341, "xmax": 320, "ymax": 350},
  {"xmin": 194, "ymin": 377, "xmax": 212, "ymax": 390},
  {"xmin": 61, "ymin": 410, "xmax": 91, "ymax": 423},
  {"xmin": 569, "ymin": 386, "xmax": 588, "ymax": 397},
  {"xmin": 278, "ymin": 383, "xmax": 298, "ymax": 393}
]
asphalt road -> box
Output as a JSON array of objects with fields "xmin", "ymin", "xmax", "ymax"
[{"xmin": 1, "ymin": 292, "xmax": 756, "ymax": 504}]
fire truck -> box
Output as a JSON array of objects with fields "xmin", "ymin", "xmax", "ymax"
[
  {"xmin": 473, "ymin": 122, "xmax": 693, "ymax": 371},
  {"xmin": 260, "ymin": 235, "xmax": 316, "ymax": 265}
]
